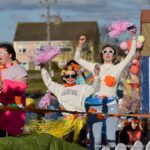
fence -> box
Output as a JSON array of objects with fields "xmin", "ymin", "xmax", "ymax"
[{"xmin": 98, "ymin": 141, "xmax": 150, "ymax": 150}]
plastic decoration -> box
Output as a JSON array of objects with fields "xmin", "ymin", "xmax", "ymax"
[
  {"xmin": 109, "ymin": 20, "xmax": 132, "ymax": 37},
  {"xmin": 119, "ymin": 41, "xmax": 128, "ymax": 50},
  {"xmin": 137, "ymin": 35, "xmax": 145, "ymax": 43},
  {"xmin": 38, "ymin": 92, "xmax": 52, "ymax": 108},
  {"xmin": 29, "ymin": 46, "xmax": 61, "ymax": 65}
]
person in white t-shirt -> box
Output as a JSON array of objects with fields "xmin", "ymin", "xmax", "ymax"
[
  {"xmin": 37, "ymin": 60, "xmax": 100, "ymax": 144},
  {"xmin": 0, "ymin": 42, "xmax": 28, "ymax": 137},
  {"xmin": 74, "ymin": 27, "xmax": 137, "ymax": 149}
]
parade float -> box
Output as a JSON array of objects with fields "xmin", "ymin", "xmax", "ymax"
[{"xmin": 0, "ymin": 19, "xmax": 149, "ymax": 150}]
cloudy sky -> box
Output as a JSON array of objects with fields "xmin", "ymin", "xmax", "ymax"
[{"xmin": 0, "ymin": 0, "xmax": 150, "ymax": 42}]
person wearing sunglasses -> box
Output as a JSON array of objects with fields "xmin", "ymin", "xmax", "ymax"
[
  {"xmin": 38, "ymin": 60, "xmax": 100, "ymax": 145},
  {"xmin": 74, "ymin": 28, "xmax": 137, "ymax": 149}
]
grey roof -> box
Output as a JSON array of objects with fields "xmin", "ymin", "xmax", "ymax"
[{"xmin": 14, "ymin": 21, "xmax": 99, "ymax": 41}]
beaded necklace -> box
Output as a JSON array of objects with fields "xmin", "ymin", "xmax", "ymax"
[{"xmin": 0, "ymin": 61, "xmax": 17, "ymax": 79}]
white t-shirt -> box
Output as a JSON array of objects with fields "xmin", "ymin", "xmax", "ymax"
[
  {"xmin": 41, "ymin": 67, "xmax": 99, "ymax": 113},
  {"xmin": 2, "ymin": 64, "xmax": 27, "ymax": 80},
  {"xmin": 74, "ymin": 38, "xmax": 137, "ymax": 97}
]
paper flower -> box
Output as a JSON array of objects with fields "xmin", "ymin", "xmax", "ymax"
[{"xmin": 104, "ymin": 75, "xmax": 116, "ymax": 87}]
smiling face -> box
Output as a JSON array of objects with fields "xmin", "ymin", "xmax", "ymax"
[
  {"xmin": 102, "ymin": 47, "xmax": 115, "ymax": 64},
  {"xmin": 63, "ymin": 70, "xmax": 77, "ymax": 84},
  {"xmin": 0, "ymin": 48, "xmax": 12, "ymax": 65}
]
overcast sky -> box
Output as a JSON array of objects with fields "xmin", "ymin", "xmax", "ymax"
[{"xmin": 0, "ymin": 0, "xmax": 150, "ymax": 42}]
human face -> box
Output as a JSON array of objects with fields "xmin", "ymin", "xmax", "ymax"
[
  {"xmin": 131, "ymin": 120, "xmax": 138, "ymax": 129},
  {"xmin": 102, "ymin": 47, "xmax": 115, "ymax": 64},
  {"xmin": 63, "ymin": 71, "xmax": 77, "ymax": 84},
  {"xmin": 0, "ymin": 48, "xmax": 12, "ymax": 65}
]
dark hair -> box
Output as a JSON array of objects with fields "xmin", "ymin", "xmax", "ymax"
[
  {"xmin": 100, "ymin": 44, "xmax": 117, "ymax": 63},
  {"xmin": 0, "ymin": 42, "xmax": 16, "ymax": 60}
]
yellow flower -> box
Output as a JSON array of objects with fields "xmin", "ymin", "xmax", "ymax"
[
  {"xmin": 61, "ymin": 70, "xmax": 66, "ymax": 76},
  {"xmin": 68, "ymin": 65, "xmax": 73, "ymax": 71}
]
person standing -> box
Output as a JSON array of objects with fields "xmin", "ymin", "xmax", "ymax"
[
  {"xmin": 0, "ymin": 42, "xmax": 28, "ymax": 136},
  {"xmin": 36, "ymin": 60, "xmax": 100, "ymax": 144},
  {"xmin": 74, "ymin": 28, "xmax": 137, "ymax": 149}
]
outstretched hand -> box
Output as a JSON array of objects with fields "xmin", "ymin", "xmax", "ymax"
[
  {"xmin": 40, "ymin": 64, "xmax": 45, "ymax": 68},
  {"xmin": 127, "ymin": 24, "xmax": 137, "ymax": 37},
  {"xmin": 94, "ymin": 64, "xmax": 100, "ymax": 76},
  {"xmin": 78, "ymin": 35, "xmax": 87, "ymax": 48}
]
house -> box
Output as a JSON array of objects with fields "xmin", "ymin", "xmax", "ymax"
[
  {"xmin": 13, "ymin": 18, "xmax": 100, "ymax": 70},
  {"xmin": 140, "ymin": 10, "xmax": 150, "ymax": 56}
]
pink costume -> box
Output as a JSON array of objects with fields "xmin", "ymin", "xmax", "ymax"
[{"xmin": 0, "ymin": 63, "xmax": 28, "ymax": 135}]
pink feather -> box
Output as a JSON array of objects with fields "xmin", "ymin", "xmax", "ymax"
[
  {"xmin": 109, "ymin": 20, "xmax": 132, "ymax": 37},
  {"xmin": 29, "ymin": 46, "xmax": 61, "ymax": 65}
]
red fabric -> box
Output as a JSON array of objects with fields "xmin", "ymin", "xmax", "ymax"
[
  {"xmin": 0, "ymin": 79, "xmax": 28, "ymax": 135},
  {"xmin": 127, "ymin": 130, "xmax": 141, "ymax": 144}
]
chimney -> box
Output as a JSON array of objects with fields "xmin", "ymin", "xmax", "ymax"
[{"xmin": 54, "ymin": 15, "xmax": 62, "ymax": 25}]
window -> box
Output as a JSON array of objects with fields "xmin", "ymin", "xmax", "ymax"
[
  {"xmin": 19, "ymin": 48, "xmax": 26, "ymax": 53},
  {"xmin": 61, "ymin": 48, "xmax": 71, "ymax": 52}
]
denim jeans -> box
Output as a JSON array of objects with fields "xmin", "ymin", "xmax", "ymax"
[{"xmin": 86, "ymin": 97, "xmax": 119, "ymax": 150}]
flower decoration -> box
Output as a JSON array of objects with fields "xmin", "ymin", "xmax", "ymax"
[
  {"xmin": 104, "ymin": 75, "xmax": 116, "ymax": 87},
  {"xmin": 68, "ymin": 65, "xmax": 73, "ymax": 71},
  {"xmin": 61, "ymin": 69, "xmax": 66, "ymax": 76},
  {"xmin": 71, "ymin": 63, "xmax": 81, "ymax": 71}
]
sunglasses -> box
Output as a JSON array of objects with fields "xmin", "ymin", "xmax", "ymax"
[
  {"xmin": 64, "ymin": 74, "xmax": 77, "ymax": 79},
  {"xmin": 102, "ymin": 49, "xmax": 114, "ymax": 54}
]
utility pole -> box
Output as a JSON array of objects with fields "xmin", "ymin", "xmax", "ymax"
[
  {"xmin": 40, "ymin": 0, "xmax": 57, "ymax": 76},
  {"xmin": 40, "ymin": 0, "xmax": 57, "ymax": 46}
]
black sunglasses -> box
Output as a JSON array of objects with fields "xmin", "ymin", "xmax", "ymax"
[
  {"xmin": 64, "ymin": 74, "xmax": 77, "ymax": 79},
  {"xmin": 102, "ymin": 49, "xmax": 114, "ymax": 54}
]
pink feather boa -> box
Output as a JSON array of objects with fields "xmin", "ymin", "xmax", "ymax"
[
  {"xmin": 109, "ymin": 20, "xmax": 133, "ymax": 37},
  {"xmin": 29, "ymin": 46, "xmax": 61, "ymax": 65}
]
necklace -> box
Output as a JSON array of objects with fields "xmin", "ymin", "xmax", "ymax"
[{"xmin": 0, "ymin": 61, "xmax": 17, "ymax": 79}]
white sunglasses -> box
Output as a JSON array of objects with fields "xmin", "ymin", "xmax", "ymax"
[{"xmin": 102, "ymin": 49, "xmax": 114, "ymax": 54}]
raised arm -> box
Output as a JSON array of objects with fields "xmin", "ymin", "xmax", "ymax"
[
  {"xmin": 117, "ymin": 27, "xmax": 137, "ymax": 70},
  {"xmin": 74, "ymin": 35, "xmax": 97, "ymax": 74},
  {"xmin": 41, "ymin": 65, "xmax": 62, "ymax": 97},
  {"xmin": 118, "ymin": 37, "xmax": 137, "ymax": 68}
]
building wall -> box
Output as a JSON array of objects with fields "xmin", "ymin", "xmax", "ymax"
[
  {"xmin": 141, "ymin": 23, "xmax": 150, "ymax": 56},
  {"xmin": 13, "ymin": 40, "xmax": 95, "ymax": 70}
]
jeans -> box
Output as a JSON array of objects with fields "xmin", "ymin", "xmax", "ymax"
[{"xmin": 86, "ymin": 96, "xmax": 119, "ymax": 150}]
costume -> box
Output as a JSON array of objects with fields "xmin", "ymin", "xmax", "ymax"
[
  {"xmin": 0, "ymin": 63, "xmax": 28, "ymax": 135},
  {"xmin": 120, "ymin": 118, "xmax": 143, "ymax": 146},
  {"xmin": 26, "ymin": 67, "xmax": 99, "ymax": 143},
  {"xmin": 74, "ymin": 37, "xmax": 137, "ymax": 149}
]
